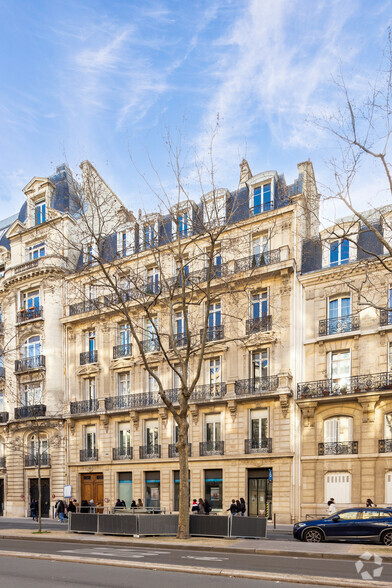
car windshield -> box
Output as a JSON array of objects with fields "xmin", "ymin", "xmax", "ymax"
[{"xmin": 328, "ymin": 509, "xmax": 360, "ymax": 520}]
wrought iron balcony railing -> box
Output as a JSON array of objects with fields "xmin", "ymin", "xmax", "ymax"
[
  {"xmin": 25, "ymin": 453, "xmax": 50, "ymax": 467},
  {"xmin": 0, "ymin": 412, "xmax": 9, "ymax": 423},
  {"xmin": 318, "ymin": 441, "xmax": 358, "ymax": 455},
  {"xmin": 235, "ymin": 376, "xmax": 279, "ymax": 396},
  {"xmin": 80, "ymin": 449, "xmax": 98, "ymax": 462},
  {"xmin": 80, "ymin": 350, "xmax": 98, "ymax": 365},
  {"xmin": 168, "ymin": 443, "xmax": 192, "ymax": 458},
  {"xmin": 200, "ymin": 325, "xmax": 224, "ymax": 343},
  {"xmin": 70, "ymin": 399, "xmax": 99, "ymax": 414},
  {"xmin": 139, "ymin": 445, "xmax": 161, "ymax": 459},
  {"xmin": 297, "ymin": 372, "xmax": 392, "ymax": 399},
  {"xmin": 17, "ymin": 306, "xmax": 43, "ymax": 323},
  {"xmin": 199, "ymin": 441, "xmax": 224, "ymax": 456},
  {"xmin": 246, "ymin": 315, "xmax": 272, "ymax": 335},
  {"xmin": 69, "ymin": 298, "xmax": 102, "ymax": 316},
  {"xmin": 234, "ymin": 248, "xmax": 281, "ymax": 273},
  {"xmin": 192, "ymin": 383, "xmax": 226, "ymax": 402},
  {"xmin": 105, "ymin": 395, "xmax": 132, "ymax": 411},
  {"xmin": 113, "ymin": 343, "xmax": 132, "ymax": 359},
  {"xmin": 145, "ymin": 279, "xmax": 161, "ymax": 295},
  {"xmin": 171, "ymin": 333, "xmax": 188, "ymax": 348},
  {"xmin": 141, "ymin": 338, "xmax": 159, "ymax": 353},
  {"xmin": 0, "ymin": 457, "xmax": 5, "ymax": 468},
  {"xmin": 14, "ymin": 405, "xmax": 46, "ymax": 420},
  {"xmin": 245, "ymin": 438, "xmax": 272, "ymax": 454},
  {"xmin": 15, "ymin": 355, "xmax": 45, "ymax": 372},
  {"xmin": 113, "ymin": 447, "xmax": 133, "ymax": 460},
  {"xmin": 380, "ymin": 309, "xmax": 392, "ymax": 327},
  {"xmin": 379, "ymin": 439, "xmax": 392, "ymax": 453},
  {"xmin": 319, "ymin": 314, "xmax": 360, "ymax": 337}
]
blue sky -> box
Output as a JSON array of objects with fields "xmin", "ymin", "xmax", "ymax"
[{"xmin": 0, "ymin": 0, "xmax": 391, "ymax": 223}]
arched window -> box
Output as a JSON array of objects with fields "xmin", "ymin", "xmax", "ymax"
[
  {"xmin": 323, "ymin": 416, "xmax": 354, "ymax": 454},
  {"xmin": 22, "ymin": 335, "xmax": 41, "ymax": 359},
  {"xmin": 384, "ymin": 413, "xmax": 392, "ymax": 440}
]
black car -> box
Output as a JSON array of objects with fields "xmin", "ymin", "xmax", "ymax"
[{"xmin": 293, "ymin": 507, "xmax": 392, "ymax": 544}]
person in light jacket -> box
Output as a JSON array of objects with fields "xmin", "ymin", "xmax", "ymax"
[{"xmin": 327, "ymin": 498, "xmax": 337, "ymax": 515}]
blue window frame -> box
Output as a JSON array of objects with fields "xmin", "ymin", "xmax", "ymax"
[
  {"xmin": 253, "ymin": 184, "xmax": 272, "ymax": 215},
  {"xmin": 330, "ymin": 239, "xmax": 350, "ymax": 266},
  {"xmin": 328, "ymin": 297, "xmax": 351, "ymax": 334},
  {"xmin": 35, "ymin": 201, "xmax": 46, "ymax": 225},
  {"xmin": 252, "ymin": 291, "xmax": 268, "ymax": 319},
  {"xmin": 144, "ymin": 224, "xmax": 156, "ymax": 249},
  {"xmin": 178, "ymin": 213, "xmax": 188, "ymax": 238}
]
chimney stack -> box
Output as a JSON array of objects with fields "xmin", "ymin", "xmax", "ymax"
[{"xmin": 239, "ymin": 159, "xmax": 252, "ymax": 187}]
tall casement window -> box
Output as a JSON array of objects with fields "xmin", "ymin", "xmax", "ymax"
[
  {"xmin": 22, "ymin": 383, "xmax": 42, "ymax": 406},
  {"xmin": 118, "ymin": 372, "xmax": 131, "ymax": 397},
  {"xmin": 205, "ymin": 413, "xmax": 222, "ymax": 451},
  {"xmin": 324, "ymin": 416, "xmax": 353, "ymax": 444},
  {"xmin": 29, "ymin": 434, "xmax": 48, "ymax": 463},
  {"xmin": 35, "ymin": 200, "xmax": 46, "ymax": 225},
  {"xmin": 118, "ymin": 323, "xmax": 131, "ymax": 356},
  {"xmin": 175, "ymin": 260, "xmax": 189, "ymax": 286},
  {"xmin": 330, "ymin": 239, "xmax": 349, "ymax": 266},
  {"xmin": 249, "ymin": 409, "xmax": 269, "ymax": 450},
  {"xmin": 22, "ymin": 289, "xmax": 40, "ymax": 311},
  {"xmin": 147, "ymin": 367, "xmax": 159, "ymax": 394},
  {"xmin": 174, "ymin": 312, "xmax": 187, "ymax": 347},
  {"xmin": 144, "ymin": 223, "xmax": 156, "ymax": 249},
  {"xmin": 85, "ymin": 377, "xmax": 96, "ymax": 401},
  {"xmin": 84, "ymin": 425, "xmax": 96, "ymax": 453},
  {"xmin": 22, "ymin": 335, "xmax": 41, "ymax": 361},
  {"xmin": 327, "ymin": 350, "xmax": 351, "ymax": 391},
  {"xmin": 118, "ymin": 422, "xmax": 131, "ymax": 457},
  {"xmin": 383, "ymin": 414, "xmax": 392, "ymax": 453},
  {"xmin": 178, "ymin": 212, "xmax": 188, "ymax": 238},
  {"xmin": 27, "ymin": 242, "xmax": 45, "ymax": 261},
  {"xmin": 203, "ymin": 192, "xmax": 226, "ymax": 227},
  {"xmin": 146, "ymin": 267, "xmax": 159, "ymax": 294},
  {"xmin": 145, "ymin": 420, "xmax": 159, "ymax": 453},
  {"xmin": 251, "ymin": 234, "xmax": 269, "ymax": 267},
  {"xmin": 207, "ymin": 301, "xmax": 222, "ymax": 341},
  {"xmin": 144, "ymin": 317, "xmax": 158, "ymax": 352},
  {"xmin": 251, "ymin": 290, "xmax": 268, "ymax": 319},
  {"xmin": 328, "ymin": 297, "xmax": 351, "ymax": 334},
  {"xmin": 207, "ymin": 357, "xmax": 221, "ymax": 396},
  {"xmin": 251, "ymin": 350, "xmax": 269, "ymax": 380},
  {"xmin": 252, "ymin": 183, "xmax": 272, "ymax": 215}
]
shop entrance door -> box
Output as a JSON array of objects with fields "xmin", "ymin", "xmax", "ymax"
[
  {"xmin": 29, "ymin": 478, "xmax": 50, "ymax": 517},
  {"xmin": 248, "ymin": 468, "xmax": 272, "ymax": 519},
  {"xmin": 81, "ymin": 473, "xmax": 103, "ymax": 506},
  {"xmin": 0, "ymin": 479, "xmax": 4, "ymax": 515}
]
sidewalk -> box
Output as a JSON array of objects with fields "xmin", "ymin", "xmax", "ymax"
[{"xmin": 1, "ymin": 527, "xmax": 391, "ymax": 562}]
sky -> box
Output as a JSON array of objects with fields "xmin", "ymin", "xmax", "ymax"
[{"xmin": 0, "ymin": 0, "xmax": 391, "ymax": 226}]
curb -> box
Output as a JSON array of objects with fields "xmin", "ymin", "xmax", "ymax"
[
  {"xmin": 0, "ymin": 549, "xmax": 389, "ymax": 588},
  {"xmin": 1, "ymin": 532, "xmax": 392, "ymax": 563}
]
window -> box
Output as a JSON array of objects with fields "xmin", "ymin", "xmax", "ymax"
[
  {"xmin": 87, "ymin": 330, "xmax": 96, "ymax": 352},
  {"xmin": 324, "ymin": 417, "xmax": 353, "ymax": 443},
  {"xmin": 145, "ymin": 470, "xmax": 160, "ymax": 507},
  {"xmin": 85, "ymin": 242, "xmax": 97, "ymax": 266},
  {"xmin": 118, "ymin": 372, "xmax": 130, "ymax": 397},
  {"xmin": 207, "ymin": 302, "xmax": 221, "ymax": 340},
  {"xmin": 118, "ymin": 422, "xmax": 131, "ymax": 455},
  {"xmin": 175, "ymin": 260, "xmax": 189, "ymax": 286},
  {"xmin": 204, "ymin": 468, "xmax": 222, "ymax": 511},
  {"xmin": 384, "ymin": 414, "xmax": 392, "ymax": 440},
  {"xmin": 84, "ymin": 283, "xmax": 97, "ymax": 299},
  {"xmin": 203, "ymin": 193, "xmax": 226, "ymax": 227},
  {"xmin": 386, "ymin": 472, "xmax": 392, "ymax": 503},
  {"xmin": 118, "ymin": 472, "xmax": 132, "ymax": 506},
  {"xmin": 251, "ymin": 291, "xmax": 268, "ymax": 319},
  {"xmin": 21, "ymin": 383, "xmax": 42, "ymax": 406},
  {"xmin": 362, "ymin": 510, "xmax": 392, "ymax": 519},
  {"xmin": 22, "ymin": 290, "xmax": 40, "ymax": 311},
  {"xmin": 29, "ymin": 434, "xmax": 48, "ymax": 459},
  {"xmin": 146, "ymin": 267, "xmax": 159, "ymax": 294},
  {"xmin": 145, "ymin": 420, "xmax": 159, "ymax": 451},
  {"xmin": 145, "ymin": 317, "xmax": 158, "ymax": 351},
  {"xmin": 27, "ymin": 242, "xmax": 45, "ymax": 261},
  {"xmin": 35, "ymin": 200, "xmax": 46, "ymax": 225},
  {"xmin": 174, "ymin": 312, "xmax": 187, "ymax": 346},
  {"xmin": 0, "ymin": 392, "xmax": 3, "ymax": 412},
  {"xmin": 117, "ymin": 229, "xmax": 134, "ymax": 257},
  {"xmin": 207, "ymin": 357, "xmax": 221, "ymax": 395},
  {"xmin": 251, "ymin": 350, "xmax": 269, "ymax": 380},
  {"xmin": 205, "ymin": 413, "xmax": 221, "ymax": 449},
  {"xmin": 328, "ymin": 297, "xmax": 351, "ymax": 334},
  {"xmin": 118, "ymin": 323, "xmax": 131, "ymax": 354},
  {"xmin": 148, "ymin": 368, "xmax": 159, "ymax": 393},
  {"xmin": 85, "ymin": 425, "xmax": 96, "ymax": 451},
  {"xmin": 335, "ymin": 510, "xmax": 360, "ymax": 520},
  {"xmin": 22, "ymin": 335, "xmax": 41, "ymax": 359},
  {"xmin": 328, "ymin": 350, "xmax": 351, "ymax": 389},
  {"xmin": 252, "ymin": 183, "xmax": 272, "ymax": 215},
  {"xmin": 325, "ymin": 472, "xmax": 351, "ymax": 504},
  {"xmin": 176, "ymin": 212, "xmax": 189, "ymax": 238},
  {"xmin": 85, "ymin": 378, "xmax": 96, "ymax": 401},
  {"xmin": 252, "ymin": 234, "xmax": 269, "ymax": 266},
  {"xmin": 250, "ymin": 409, "xmax": 268, "ymax": 446},
  {"xmin": 144, "ymin": 223, "xmax": 157, "ymax": 249},
  {"xmin": 330, "ymin": 239, "xmax": 349, "ymax": 266}
]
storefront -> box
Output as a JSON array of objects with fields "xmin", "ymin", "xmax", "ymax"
[
  {"xmin": 173, "ymin": 470, "xmax": 190, "ymax": 511},
  {"xmin": 118, "ymin": 472, "xmax": 132, "ymax": 507},
  {"xmin": 204, "ymin": 468, "xmax": 222, "ymax": 511},
  {"xmin": 145, "ymin": 471, "xmax": 160, "ymax": 508},
  {"xmin": 248, "ymin": 468, "xmax": 272, "ymax": 519}
]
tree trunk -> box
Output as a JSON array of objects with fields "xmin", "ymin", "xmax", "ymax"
[{"xmin": 176, "ymin": 420, "xmax": 189, "ymax": 539}]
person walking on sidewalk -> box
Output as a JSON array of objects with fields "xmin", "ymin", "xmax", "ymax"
[
  {"xmin": 227, "ymin": 499, "xmax": 238, "ymax": 515},
  {"xmin": 30, "ymin": 498, "xmax": 37, "ymax": 521},
  {"xmin": 56, "ymin": 499, "xmax": 66, "ymax": 522},
  {"xmin": 204, "ymin": 498, "xmax": 211, "ymax": 515},
  {"xmin": 239, "ymin": 497, "xmax": 246, "ymax": 516},
  {"xmin": 366, "ymin": 498, "xmax": 377, "ymax": 507},
  {"xmin": 327, "ymin": 498, "xmax": 337, "ymax": 515},
  {"xmin": 197, "ymin": 498, "xmax": 205, "ymax": 514},
  {"xmin": 191, "ymin": 499, "xmax": 199, "ymax": 512}
]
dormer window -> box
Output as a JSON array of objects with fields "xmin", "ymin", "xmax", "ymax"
[
  {"xmin": 35, "ymin": 200, "xmax": 46, "ymax": 225},
  {"xmin": 202, "ymin": 190, "xmax": 227, "ymax": 228},
  {"xmin": 27, "ymin": 242, "xmax": 45, "ymax": 261},
  {"xmin": 251, "ymin": 183, "xmax": 272, "ymax": 215},
  {"xmin": 117, "ymin": 227, "xmax": 135, "ymax": 257},
  {"xmin": 144, "ymin": 223, "xmax": 157, "ymax": 249},
  {"xmin": 178, "ymin": 212, "xmax": 188, "ymax": 238},
  {"xmin": 84, "ymin": 242, "xmax": 98, "ymax": 266},
  {"xmin": 330, "ymin": 239, "xmax": 349, "ymax": 266}
]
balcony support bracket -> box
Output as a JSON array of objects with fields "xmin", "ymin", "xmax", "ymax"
[
  {"xmin": 129, "ymin": 410, "xmax": 139, "ymax": 430},
  {"xmin": 358, "ymin": 395, "xmax": 379, "ymax": 423},
  {"xmin": 189, "ymin": 404, "xmax": 199, "ymax": 425},
  {"xmin": 158, "ymin": 407, "xmax": 168, "ymax": 427},
  {"xmin": 300, "ymin": 403, "xmax": 317, "ymax": 427},
  {"xmin": 279, "ymin": 394, "xmax": 290, "ymax": 418},
  {"xmin": 227, "ymin": 399, "xmax": 237, "ymax": 421},
  {"xmin": 100, "ymin": 414, "xmax": 110, "ymax": 431}
]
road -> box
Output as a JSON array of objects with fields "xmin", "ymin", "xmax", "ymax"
[{"xmin": 0, "ymin": 537, "xmax": 390, "ymax": 583}]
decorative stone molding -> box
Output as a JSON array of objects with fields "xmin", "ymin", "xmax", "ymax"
[
  {"xmin": 100, "ymin": 414, "xmax": 110, "ymax": 431},
  {"xmin": 189, "ymin": 404, "xmax": 199, "ymax": 425},
  {"xmin": 358, "ymin": 395, "xmax": 379, "ymax": 423},
  {"xmin": 129, "ymin": 410, "xmax": 139, "ymax": 430},
  {"xmin": 300, "ymin": 403, "xmax": 317, "ymax": 427},
  {"xmin": 279, "ymin": 394, "xmax": 290, "ymax": 418},
  {"xmin": 158, "ymin": 407, "xmax": 168, "ymax": 426},
  {"xmin": 226, "ymin": 399, "xmax": 237, "ymax": 421},
  {"xmin": 68, "ymin": 419, "xmax": 76, "ymax": 435},
  {"xmin": 76, "ymin": 364, "xmax": 100, "ymax": 377}
]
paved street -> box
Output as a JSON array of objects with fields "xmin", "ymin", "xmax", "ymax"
[{"xmin": 0, "ymin": 537, "xmax": 390, "ymax": 583}]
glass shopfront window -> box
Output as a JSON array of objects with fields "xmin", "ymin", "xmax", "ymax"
[
  {"xmin": 204, "ymin": 468, "xmax": 222, "ymax": 511},
  {"xmin": 145, "ymin": 471, "xmax": 160, "ymax": 508},
  {"xmin": 118, "ymin": 472, "xmax": 132, "ymax": 507}
]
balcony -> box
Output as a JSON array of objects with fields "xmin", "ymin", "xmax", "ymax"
[
  {"xmin": 145, "ymin": 280, "xmax": 161, "ymax": 295},
  {"xmin": 297, "ymin": 372, "xmax": 392, "ymax": 399},
  {"xmin": 70, "ymin": 399, "xmax": 99, "ymax": 414},
  {"xmin": 69, "ymin": 298, "xmax": 101, "ymax": 316},
  {"xmin": 139, "ymin": 445, "xmax": 161, "ymax": 459},
  {"xmin": 80, "ymin": 350, "xmax": 98, "ymax": 365},
  {"xmin": 141, "ymin": 339, "xmax": 159, "ymax": 353},
  {"xmin": 245, "ymin": 438, "xmax": 272, "ymax": 454},
  {"xmin": 0, "ymin": 457, "xmax": 5, "ymax": 468},
  {"xmin": 199, "ymin": 441, "xmax": 224, "ymax": 456},
  {"xmin": 246, "ymin": 316, "xmax": 272, "ymax": 335},
  {"xmin": 380, "ymin": 309, "xmax": 392, "ymax": 327},
  {"xmin": 15, "ymin": 355, "xmax": 45, "ymax": 373},
  {"xmin": 192, "ymin": 383, "xmax": 226, "ymax": 402},
  {"xmin": 14, "ymin": 405, "xmax": 46, "ymax": 419},
  {"xmin": 105, "ymin": 395, "xmax": 132, "ymax": 411},
  {"xmin": 200, "ymin": 325, "xmax": 224, "ymax": 343},
  {"xmin": 113, "ymin": 343, "xmax": 132, "ymax": 359},
  {"xmin": 318, "ymin": 441, "xmax": 358, "ymax": 455},
  {"xmin": 0, "ymin": 412, "xmax": 9, "ymax": 423},
  {"xmin": 171, "ymin": 333, "xmax": 188, "ymax": 348},
  {"xmin": 234, "ymin": 248, "xmax": 281, "ymax": 273},
  {"xmin": 379, "ymin": 439, "xmax": 392, "ymax": 453},
  {"xmin": 168, "ymin": 443, "xmax": 192, "ymax": 458},
  {"xmin": 112, "ymin": 447, "xmax": 133, "ymax": 460},
  {"xmin": 17, "ymin": 306, "xmax": 43, "ymax": 323},
  {"xmin": 80, "ymin": 449, "xmax": 98, "ymax": 461},
  {"xmin": 25, "ymin": 453, "xmax": 50, "ymax": 467},
  {"xmin": 319, "ymin": 314, "xmax": 360, "ymax": 337},
  {"xmin": 235, "ymin": 377, "xmax": 279, "ymax": 396}
]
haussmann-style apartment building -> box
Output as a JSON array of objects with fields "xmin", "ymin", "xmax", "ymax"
[{"xmin": 0, "ymin": 156, "xmax": 391, "ymax": 523}]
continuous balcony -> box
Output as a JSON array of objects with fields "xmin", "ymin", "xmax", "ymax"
[
  {"xmin": 191, "ymin": 383, "xmax": 226, "ymax": 402},
  {"xmin": 69, "ymin": 298, "xmax": 102, "ymax": 316},
  {"xmin": 234, "ymin": 248, "xmax": 281, "ymax": 273},
  {"xmin": 235, "ymin": 376, "xmax": 279, "ymax": 396},
  {"xmin": 113, "ymin": 343, "xmax": 132, "ymax": 359},
  {"xmin": 244, "ymin": 438, "xmax": 272, "ymax": 454},
  {"xmin": 0, "ymin": 457, "xmax": 5, "ymax": 468},
  {"xmin": 199, "ymin": 441, "xmax": 224, "ymax": 456},
  {"xmin": 105, "ymin": 389, "xmax": 179, "ymax": 411},
  {"xmin": 168, "ymin": 443, "xmax": 192, "ymax": 458},
  {"xmin": 14, "ymin": 405, "xmax": 46, "ymax": 419},
  {"xmin": 17, "ymin": 306, "xmax": 43, "ymax": 323},
  {"xmin": 380, "ymin": 309, "xmax": 392, "ymax": 327},
  {"xmin": 25, "ymin": 453, "xmax": 50, "ymax": 467},
  {"xmin": 139, "ymin": 445, "xmax": 161, "ymax": 459},
  {"xmin": 15, "ymin": 355, "xmax": 45, "ymax": 373},
  {"xmin": 200, "ymin": 325, "xmax": 224, "ymax": 343},
  {"xmin": 319, "ymin": 314, "xmax": 360, "ymax": 337},
  {"xmin": 0, "ymin": 412, "xmax": 9, "ymax": 423},
  {"xmin": 80, "ymin": 449, "xmax": 98, "ymax": 461},
  {"xmin": 141, "ymin": 339, "xmax": 159, "ymax": 353},
  {"xmin": 246, "ymin": 316, "xmax": 272, "ymax": 335},
  {"xmin": 112, "ymin": 447, "xmax": 133, "ymax": 460},
  {"xmin": 105, "ymin": 394, "xmax": 132, "ymax": 411},
  {"xmin": 80, "ymin": 350, "xmax": 98, "ymax": 365},
  {"xmin": 297, "ymin": 372, "xmax": 392, "ymax": 399},
  {"xmin": 171, "ymin": 333, "xmax": 188, "ymax": 348},
  {"xmin": 379, "ymin": 439, "xmax": 392, "ymax": 453},
  {"xmin": 318, "ymin": 441, "xmax": 358, "ymax": 455},
  {"xmin": 70, "ymin": 399, "xmax": 99, "ymax": 414}
]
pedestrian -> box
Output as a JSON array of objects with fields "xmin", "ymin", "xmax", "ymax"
[
  {"xmin": 80, "ymin": 499, "xmax": 89, "ymax": 513},
  {"xmin": 115, "ymin": 498, "xmax": 122, "ymax": 508},
  {"xmin": 131, "ymin": 500, "xmax": 137, "ymax": 509},
  {"xmin": 89, "ymin": 498, "xmax": 95, "ymax": 514},
  {"xmin": 366, "ymin": 498, "xmax": 377, "ymax": 507},
  {"xmin": 73, "ymin": 499, "xmax": 79, "ymax": 511},
  {"xmin": 198, "ymin": 498, "xmax": 205, "ymax": 514},
  {"xmin": 327, "ymin": 498, "xmax": 337, "ymax": 515},
  {"xmin": 137, "ymin": 498, "xmax": 143, "ymax": 508},
  {"xmin": 30, "ymin": 498, "xmax": 37, "ymax": 521},
  {"xmin": 67, "ymin": 499, "xmax": 76, "ymax": 514},
  {"xmin": 236, "ymin": 500, "xmax": 241, "ymax": 515},
  {"xmin": 121, "ymin": 499, "xmax": 126, "ymax": 507},
  {"xmin": 204, "ymin": 498, "xmax": 211, "ymax": 515},
  {"xmin": 227, "ymin": 499, "xmax": 237, "ymax": 515},
  {"xmin": 239, "ymin": 497, "xmax": 246, "ymax": 516},
  {"xmin": 56, "ymin": 499, "xmax": 66, "ymax": 522},
  {"xmin": 191, "ymin": 499, "xmax": 199, "ymax": 513}
]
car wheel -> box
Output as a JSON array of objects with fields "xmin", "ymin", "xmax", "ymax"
[
  {"xmin": 303, "ymin": 528, "xmax": 323, "ymax": 543},
  {"xmin": 381, "ymin": 531, "xmax": 392, "ymax": 546}
]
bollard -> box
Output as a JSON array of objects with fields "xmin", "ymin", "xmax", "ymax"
[{"xmin": 274, "ymin": 512, "xmax": 276, "ymax": 529}]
